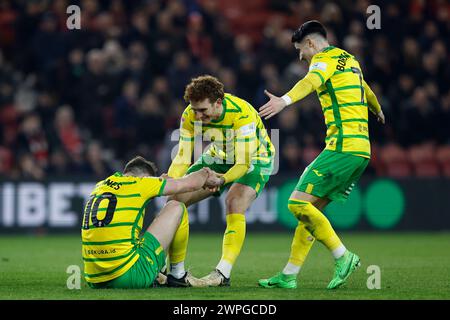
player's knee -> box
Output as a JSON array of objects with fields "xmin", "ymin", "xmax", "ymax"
[
  {"xmin": 167, "ymin": 193, "xmax": 192, "ymax": 207},
  {"xmin": 168, "ymin": 193, "xmax": 185, "ymax": 204},
  {"xmin": 225, "ymin": 194, "xmax": 243, "ymax": 212},
  {"xmin": 165, "ymin": 199, "xmax": 182, "ymax": 212}
]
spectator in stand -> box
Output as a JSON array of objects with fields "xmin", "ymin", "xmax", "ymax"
[
  {"xmin": 167, "ymin": 51, "xmax": 199, "ymax": 98},
  {"xmin": 17, "ymin": 152, "xmax": 45, "ymax": 180},
  {"xmin": 80, "ymin": 49, "xmax": 118, "ymax": 137},
  {"xmin": 136, "ymin": 92, "xmax": 166, "ymax": 152},
  {"xmin": 436, "ymin": 91, "xmax": 450, "ymax": 145},
  {"xmin": 185, "ymin": 12, "xmax": 212, "ymax": 64},
  {"xmin": 0, "ymin": 0, "xmax": 448, "ymax": 179},
  {"xmin": 52, "ymin": 104, "xmax": 84, "ymax": 159},
  {"xmin": 399, "ymin": 87, "xmax": 437, "ymax": 147},
  {"xmin": 15, "ymin": 113, "xmax": 50, "ymax": 172},
  {"xmin": 112, "ymin": 80, "xmax": 139, "ymax": 158},
  {"xmin": 123, "ymin": 41, "xmax": 152, "ymax": 93},
  {"xmin": 47, "ymin": 148, "xmax": 74, "ymax": 176},
  {"xmin": 79, "ymin": 140, "xmax": 113, "ymax": 179}
]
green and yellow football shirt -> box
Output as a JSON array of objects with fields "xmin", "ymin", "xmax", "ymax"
[
  {"xmin": 81, "ymin": 172, "xmax": 166, "ymax": 283},
  {"xmin": 169, "ymin": 93, "xmax": 275, "ymax": 178},
  {"xmin": 287, "ymin": 46, "xmax": 373, "ymax": 158}
]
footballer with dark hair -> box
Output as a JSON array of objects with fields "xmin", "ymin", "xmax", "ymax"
[{"xmin": 258, "ymin": 20, "xmax": 385, "ymax": 290}]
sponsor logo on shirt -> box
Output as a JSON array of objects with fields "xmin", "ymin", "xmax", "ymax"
[
  {"xmin": 309, "ymin": 62, "xmax": 327, "ymax": 72},
  {"xmin": 238, "ymin": 122, "xmax": 256, "ymax": 136}
]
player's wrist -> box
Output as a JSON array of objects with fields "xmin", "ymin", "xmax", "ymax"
[
  {"xmin": 281, "ymin": 94, "xmax": 292, "ymax": 106},
  {"xmin": 199, "ymin": 168, "xmax": 209, "ymax": 180}
]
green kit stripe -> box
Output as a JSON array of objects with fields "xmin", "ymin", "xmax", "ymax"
[
  {"xmin": 158, "ymin": 179, "xmax": 167, "ymax": 196},
  {"xmin": 225, "ymin": 96, "xmax": 242, "ymax": 112},
  {"xmin": 327, "ymin": 118, "xmax": 368, "ymax": 127},
  {"xmin": 323, "ymin": 101, "xmax": 367, "ymax": 112},
  {"xmin": 96, "ymin": 207, "xmax": 140, "ymax": 212},
  {"xmin": 288, "ymin": 199, "xmax": 310, "ymax": 205},
  {"xmin": 326, "ymin": 134, "xmax": 369, "ymax": 141},
  {"xmin": 93, "ymin": 194, "xmax": 140, "ymax": 199},
  {"xmin": 318, "ymin": 85, "xmax": 363, "ymax": 97},
  {"xmin": 236, "ymin": 136, "xmax": 257, "ymax": 142},
  {"xmin": 84, "ymin": 251, "xmax": 138, "ymax": 278},
  {"xmin": 325, "ymin": 80, "xmax": 343, "ymax": 152},
  {"xmin": 310, "ymin": 71, "xmax": 325, "ymax": 84},
  {"xmin": 82, "ymin": 238, "xmax": 132, "ymax": 246},
  {"xmin": 191, "ymin": 121, "xmax": 233, "ymax": 129},
  {"xmin": 333, "ymin": 68, "xmax": 353, "ymax": 75}
]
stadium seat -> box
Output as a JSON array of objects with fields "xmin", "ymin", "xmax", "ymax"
[
  {"xmin": 370, "ymin": 144, "xmax": 386, "ymax": 175},
  {"xmin": 436, "ymin": 145, "xmax": 450, "ymax": 177},
  {"xmin": 217, "ymin": 0, "xmax": 268, "ymax": 13},
  {"xmin": 409, "ymin": 143, "xmax": 440, "ymax": 177},
  {"xmin": 216, "ymin": 0, "xmax": 282, "ymax": 43},
  {"xmin": 0, "ymin": 146, "xmax": 13, "ymax": 174},
  {"xmin": 379, "ymin": 143, "xmax": 412, "ymax": 177}
]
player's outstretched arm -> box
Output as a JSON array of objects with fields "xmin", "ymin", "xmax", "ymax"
[
  {"xmin": 167, "ymin": 136, "xmax": 193, "ymax": 178},
  {"xmin": 259, "ymin": 71, "xmax": 323, "ymax": 120},
  {"xmin": 162, "ymin": 168, "xmax": 221, "ymax": 195},
  {"xmin": 168, "ymin": 112, "xmax": 195, "ymax": 178}
]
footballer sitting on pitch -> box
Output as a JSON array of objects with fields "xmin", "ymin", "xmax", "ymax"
[
  {"xmin": 258, "ymin": 20, "xmax": 385, "ymax": 289},
  {"xmin": 166, "ymin": 75, "xmax": 275, "ymax": 286},
  {"xmin": 82, "ymin": 156, "xmax": 222, "ymax": 288}
]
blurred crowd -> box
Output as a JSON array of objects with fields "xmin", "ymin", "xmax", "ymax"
[{"xmin": 0, "ymin": 0, "xmax": 449, "ymax": 180}]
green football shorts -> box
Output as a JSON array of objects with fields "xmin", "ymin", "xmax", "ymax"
[
  {"xmin": 295, "ymin": 150, "xmax": 369, "ymax": 202},
  {"xmin": 186, "ymin": 153, "xmax": 274, "ymax": 196},
  {"xmin": 87, "ymin": 232, "xmax": 166, "ymax": 289}
]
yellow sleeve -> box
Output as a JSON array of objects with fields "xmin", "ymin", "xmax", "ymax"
[
  {"xmin": 222, "ymin": 114, "xmax": 256, "ymax": 184},
  {"xmin": 222, "ymin": 164, "xmax": 249, "ymax": 185},
  {"xmin": 168, "ymin": 109, "xmax": 194, "ymax": 178},
  {"xmin": 284, "ymin": 54, "xmax": 337, "ymax": 105},
  {"xmin": 363, "ymin": 80, "xmax": 382, "ymax": 114},
  {"xmin": 139, "ymin": 177, "xmax": 166, "ymax": 199}
]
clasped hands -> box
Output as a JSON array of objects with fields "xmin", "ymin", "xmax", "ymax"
[
  {"xmin": 159, "ymin": 168, "xmax": 224, "ymax": 193},
  {"xmin": 202, "ymin": 167, "xmax": 224, "ymax": 192}
]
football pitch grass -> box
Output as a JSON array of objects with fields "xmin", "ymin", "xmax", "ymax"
[{"xmin": 0, "ymin": 232, "xmax": 449, "ymax": 300}]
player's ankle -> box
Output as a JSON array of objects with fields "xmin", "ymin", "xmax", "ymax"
[
  {"xmin": 332, "ymin": 245, "xmax": 347, "ymax": 259},
  {"xmin": 216, "ymin": 260, "xmax": 232, "ymax": 278},
  {"xmin": 282, "ymin": 262, "xmax": 301, "ymax": 275},
  {"xmin": 169, "ymin": 261, "xmax": 186, "ymax": 279},
  {"xmin": 281, "ymin": 273, "xmax": 297, "ymax": 281}
]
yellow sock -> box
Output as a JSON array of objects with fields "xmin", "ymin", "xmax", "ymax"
[
  {"xmin": 288, "ymin": 222, "xmax": 315, "ymax": 266},
  {"xmin": 169, "ymin": 203, "xmax": 189, "ymax": 264},
  {"xmin": 220, "ymin": 213, "xmax": 246, "ymax": 266},
  {"xmin": 288, "ymin": 199, "xmax": 343, "ymax": 252}
]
